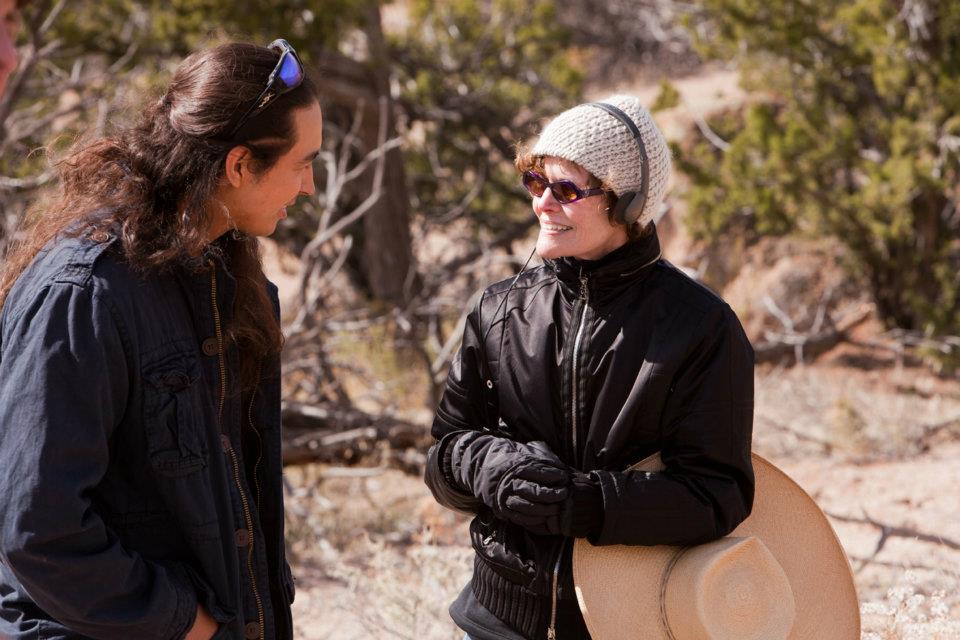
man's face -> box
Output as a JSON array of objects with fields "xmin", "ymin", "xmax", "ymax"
[
  {"xmin": 220, "ymin": 101, "xmax": 323, "ymax": 238},
  {"xmin": 0, "ymin": 0, "xmax": 20, "ymax": 96}
]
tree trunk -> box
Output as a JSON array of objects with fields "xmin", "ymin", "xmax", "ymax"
[
  {"xmin": 311, "ymin": 7, "xmax": 415, "ymax": 307},
  {"xmin": 359, "ymin": 5, "xmax": 415, "ymax": 306}
]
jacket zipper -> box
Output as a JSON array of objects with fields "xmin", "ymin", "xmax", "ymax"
[
  {"xmin": 548, "ymin": 273, "xmax": 589, "ymax": 639},
  {"xmin": 210, "ymin": 263, "xmax": 265, "ymax": 640},
  {"xmin": 546, "ymin": 539, "xmax": 565, "ymax": 640},
  {"xmin": 570, "ymin": 272, "xmax": 589, "ymax": 463}
]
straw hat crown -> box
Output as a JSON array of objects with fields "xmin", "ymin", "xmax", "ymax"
[{"xmin": 573, "ymin": 453, "xmax": 860, "ymax": 640}]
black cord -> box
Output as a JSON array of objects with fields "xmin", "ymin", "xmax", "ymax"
[{"xmin": 477, "ymin": 245, "xmax": 539, "ymax": 430}]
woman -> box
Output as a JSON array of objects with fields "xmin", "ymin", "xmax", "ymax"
[
  {"xmin": 0, "ymin": 40, "xmax": 320, "ymax": 639},
  {"xmin": 425, "ymin": 96, "xmax": 755, "ymax": 640}
]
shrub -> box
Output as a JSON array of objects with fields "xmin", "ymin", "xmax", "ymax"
[{"xmin": 677, "ymin": 0, "xmax": 960, "ymax": 339}]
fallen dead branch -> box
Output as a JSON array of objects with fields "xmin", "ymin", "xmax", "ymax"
[
  {"xmin": 826, "ymin": 509, "xmax": 960, "ymax": 574},
  {"xmin": 314, "ymin": 466, "xmax": 387, "ymax": 479},
  {"xmin": 754, "ymin": 304, "xmax": 873, "ymax": 364},
  {"xmin": 281, "ymin": 401, "xmax": 429, "ymax": 466},
  {"xmin": 844, "ymin": 556, "xmax": 949, "ymax": 574},
  {"xmin": 918, "ymin": 413, "xmax": 960, "ymax": 445},
  {"xmin": 755, "ymin": 413, "xmax": 834, "ymax": 453}
]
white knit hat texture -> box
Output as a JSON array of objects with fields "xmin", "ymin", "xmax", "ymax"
[{"xmin": 531, "ymin": 95, "xmax": 671, "ymax": 225}]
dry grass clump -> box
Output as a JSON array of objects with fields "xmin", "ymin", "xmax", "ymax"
[
  {"xmin": 284, "ymin": 466, "xmax": 471, "ymax": 639},
  {"xmin": 324, "ymin": 540, "xmax": 471, "ymax": 640},
  {"xmin": 861, "ymin": 571, "xmax": 960, "ymax": 639}
]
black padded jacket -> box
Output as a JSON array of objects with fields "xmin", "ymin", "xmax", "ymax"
[{"xmin": 424, "ymin": 229, "xmax": 755, "ymax": 640}]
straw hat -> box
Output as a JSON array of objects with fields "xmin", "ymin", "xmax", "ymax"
[{"xmin": 573, "ymin": 453, "xmax": 860, "ymax": 640}]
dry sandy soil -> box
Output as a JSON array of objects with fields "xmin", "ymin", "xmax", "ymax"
[{"xmin": 281, "ymin": 357, "xmax": 960, "ymax": 640}]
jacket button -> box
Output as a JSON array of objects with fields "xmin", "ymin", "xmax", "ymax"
[
  {"xmin": 244, "ymin": 621, "xmax": 261, "ymax": 639},
  {"xmin": 91, "ymin": 230, "xmax": 111, "ymax": 243},
  {"xmin": 202, "ymin": 337, "xmax": 220, "ymax": 356},
  {"xmin": 220, "ymin": 435, "xmax": 231, "ymax": 452},
  {"xmin": 235, "ymin": 529, "xmax": 250, "ymax": 547}
]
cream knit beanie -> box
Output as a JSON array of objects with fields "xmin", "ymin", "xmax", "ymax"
[{"xmin": 531, "ymin": 95, "xmax": 671, "ymax": 225}]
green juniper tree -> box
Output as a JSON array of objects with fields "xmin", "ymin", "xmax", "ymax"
[{"xmin": 676, "ymin": 0, "xmax": 960, "ymax": 344}]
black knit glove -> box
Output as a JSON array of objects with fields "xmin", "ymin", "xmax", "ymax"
[{"xmin": 445, "ymin": 432, "xmax": 572, "ymax": 535}]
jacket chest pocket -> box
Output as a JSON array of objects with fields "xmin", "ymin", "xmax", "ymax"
[{"xmin": 142, "ymin": 350, "xmax": 208, "ymax": 477}]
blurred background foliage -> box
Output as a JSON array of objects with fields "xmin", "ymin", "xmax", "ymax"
[
  {"xmin": 6, "ymin": 5, "xmax": 957, "ymax": 633},
  {"xmin": 2, "ymin": 0, "xmax": 959, "ymax": 379}
]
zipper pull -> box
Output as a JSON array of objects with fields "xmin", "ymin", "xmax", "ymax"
[
  {"xmin": 579, "ymin": 275, "xmax": 588, "ymax": 299},
  {"xmin": 547, "ymin": 628, "xmax": 557, "ymax": 640}
]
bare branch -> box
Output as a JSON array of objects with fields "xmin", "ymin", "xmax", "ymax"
[
  {"xmin": 0, "ymin": 170, "xmax": 55, "ymax": 191},
  {"xmin": 763, "ymin": 294, "xmax": 796, "ymax": 333},
  {"xmin": 429, "ymin": 298, "xmax": 474, "ymax": 379},
  {"xmin": 436, "ymin": 162, "xmax": 487, "ymax": 223},
  {"xmin": 280, "ymin": 401, "xmax": 427, "ymax": 466},
  {"xmin": 38, "ymin": 0, "xmax": 69, "ymax": 36},
  {"xmin": 0, "ymin": 0, "xmax": 68, "ymax": 136},
  {"xmin": 826, "ymin": 508, "xmax": 960, "ymax": 574},
  {"xmin": 686, "ymin": 98, "xmax": 731, "ymax": 152},
  {"xmin": 754, "ymin": 304, "xmax": 873, "ymax": 364},
  {"xmin": 755, "ymin": 413, "xmax": 834, "ymax": 452}
]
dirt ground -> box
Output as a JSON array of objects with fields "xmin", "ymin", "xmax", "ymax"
[{"xmin": 282, "ymin": 357, "xmax": 960, "ymax": 639}]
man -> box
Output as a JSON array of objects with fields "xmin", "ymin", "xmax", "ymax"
[{"xmin": 0, "ymin": 40, "xmax": 318, "ymax": 639}]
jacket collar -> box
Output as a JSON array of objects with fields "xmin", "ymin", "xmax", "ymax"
[{"xmin": 546, "ymin": 226, "xmax": 662, "ymax": 305}]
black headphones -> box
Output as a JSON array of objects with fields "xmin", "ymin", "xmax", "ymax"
[{"xmin": 584, "ymin": 102, "xmax": 650, "ymax": 226}]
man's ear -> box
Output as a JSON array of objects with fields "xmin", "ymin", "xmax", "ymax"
[{"xmin": 223, "ymin": 145, "xmax": 251, "ymax": 188}]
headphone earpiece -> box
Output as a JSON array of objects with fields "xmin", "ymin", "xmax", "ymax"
[{"xmin": 611, "ymin": 191, "xmax": 644, "ymax": 225}]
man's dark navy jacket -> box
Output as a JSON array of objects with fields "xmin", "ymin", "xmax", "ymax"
[{"xmin": 0, "ymin": 232, "xmax": 294, "ymax": 639}]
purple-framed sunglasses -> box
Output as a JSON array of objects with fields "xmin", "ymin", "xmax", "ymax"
[
  {"xmin": 521, "ymin": 170, "xmax": 605, "ymax": 204},
  {"xmin": 224, "ymin": 38, "xmax": 305, "ymax": 139}
]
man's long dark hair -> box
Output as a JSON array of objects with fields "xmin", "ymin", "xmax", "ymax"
[{"xmin": 0, "ymin": 42, "xmax": 319, "ymax": 391}]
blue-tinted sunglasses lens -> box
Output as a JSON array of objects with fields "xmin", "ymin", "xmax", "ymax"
[{"xmin": 277, "ymin": 52, "xmax": 303, "ymax": 88}]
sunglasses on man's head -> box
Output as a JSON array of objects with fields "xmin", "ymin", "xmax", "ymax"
[
  {"xmin": 225, "ymin": 38, "xmax": 305, "ymax": 139},
  {"xmin": 521, "ymin": 171, "xmax": 605, "ymax": 204}
]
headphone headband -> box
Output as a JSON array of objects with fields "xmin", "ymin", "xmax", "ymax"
[{"xmin": 585, "ymin": 102, "xmax": 650, "ymax": 224}]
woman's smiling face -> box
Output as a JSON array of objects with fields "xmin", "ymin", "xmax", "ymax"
[{"xmin": 532, "ymin": 157, "xmax": 628, "ymax": 261}]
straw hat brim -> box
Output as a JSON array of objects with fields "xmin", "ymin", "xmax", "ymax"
[{"xmin": 573, "ymin": 453, "xmax": 860, "ymax": 640}]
